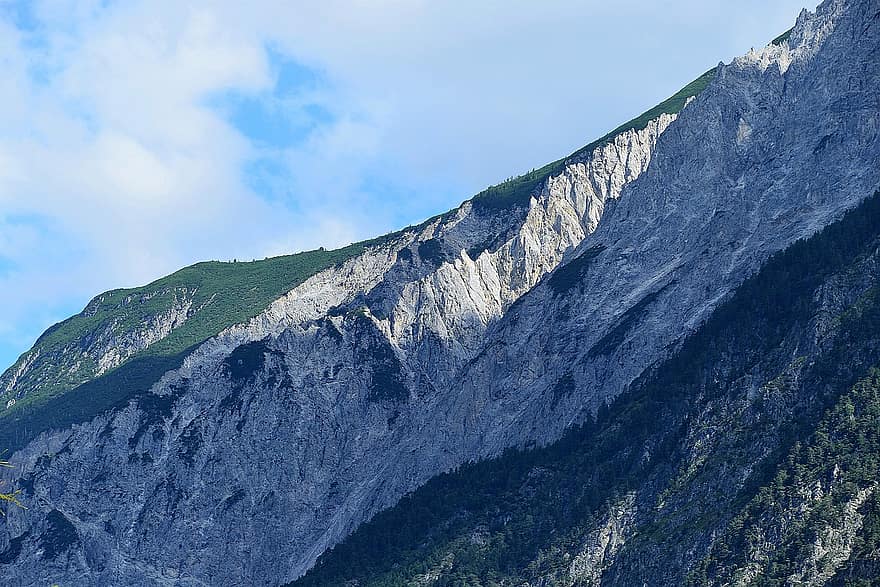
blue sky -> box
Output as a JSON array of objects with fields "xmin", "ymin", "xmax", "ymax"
[{"xmin": 0, "ymin": 0, "xmax": 819, "ymax": 371}]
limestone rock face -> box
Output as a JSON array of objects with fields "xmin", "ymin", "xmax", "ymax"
[{"xmin": 2, "ymin": 0, "xmax": 880, "ymax": 584}]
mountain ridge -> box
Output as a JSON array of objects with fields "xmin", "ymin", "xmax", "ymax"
[
  {"xmin": 292, "ymin": 189, "xmax": 880, "ymax": 586},
  {"xmin": 2, "ymin": 0, "xmax": 879, "ymax": 584},
  {"xmin": 0, "ymin": 66, "xmax": 715, "ymax": 453}
]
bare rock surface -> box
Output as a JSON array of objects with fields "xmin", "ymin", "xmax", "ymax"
[{"xmin": 2, "ymin": 0, "xmax": 880, "ymax": 584}]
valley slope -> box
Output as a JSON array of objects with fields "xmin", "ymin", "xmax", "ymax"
[{"xmin": 294, "ymin": 190, "xmax": 880, "ymax": 586}]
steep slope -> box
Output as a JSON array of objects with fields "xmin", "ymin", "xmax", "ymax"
[
  {"xmin": 0, "ymin": 244, "xmax": 379, "ymax": 448},
  {"xmin": 0, "ymin": 74, "xmax": 688, "ymax": 587},
  {"xmin": 0, "ymin": 114, "xmax": 679, "ymax": 585},
  {"xmin": 0, "ymin": 75, "xmax": 704, "ymax": 453},
  {"xmin": 292, "ymin": 190, "xmax": 880, "ymax": 586},
  {"xmin": 1, "ymin": 0, "xmax": 880, "ymax": 585},
  {"xmin": 412, "ymin": 0, "xmax": 880, "ymax": 463},
  {"xmin": 0, "ymin": 246, "xmax": 365, "ymax": 404}
]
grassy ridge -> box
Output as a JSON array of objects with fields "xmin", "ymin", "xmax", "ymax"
[
  {"xmin": 3, "ymin": 244, "xmax": 368, "ymax": 402},
  {"xmin": 471, "ymin": 68, "xmax": 716, "ymax": 211},
  {"xmin": 0, "ymin": 62, "xmax": 721, "ymax": 437},
  {"xmin": 0, "ymin": 244, "xmax": 373, "ymax": 451},
  {"xmin": 470, "ymin": 21, "xmax": 794, "ymax": 214},
  {"xmin": 772, "ymin": 27, "xmax": 795, "ymax": 46},
  {"xmin": 0, "ymin": 207, "xmax": 458, "ymax": 451},
  {"xmin": 0, "ymin": 350, "xmax": 193, "ymax": 452}
]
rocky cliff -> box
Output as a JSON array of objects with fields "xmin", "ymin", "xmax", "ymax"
[
  {"xmin": 1, "ymin": 0, "xmax": 880, "ymax": 585},
  {"xmin": 294, "ymin": 189, "xmax": 880, "ymax": 586}
]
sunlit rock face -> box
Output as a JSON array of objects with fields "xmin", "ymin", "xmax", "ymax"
[{"xmin": 2, "ymin": 0, "xmax": 880, "ymax": 584}]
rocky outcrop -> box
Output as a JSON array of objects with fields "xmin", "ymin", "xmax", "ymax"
[
  {"xmin": 288, "ymin": 187, "xmax": 880, "ymax": 587},
  {"xmin": 568, "ymin": 493, "xmax": 637, "ymax": 585},
  {"xmin": 418, "ymin": 0, "xmax": 880, "ymax": 460},
  {"xmin": 0, "ymin": 98, "xmax": 675, "ymax": 587}
]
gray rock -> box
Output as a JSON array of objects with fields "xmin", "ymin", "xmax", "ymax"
[{"xmin": 2, "ymin": 0, "xmax": 880, "ymax": 584}]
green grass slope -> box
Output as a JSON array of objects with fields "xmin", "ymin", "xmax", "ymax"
[
  {"xmin": 0, "ymin": 244, "xmax": 370, "ymax": 450},
  {"xmin": 8, "ymin": 247, "xmax": 364, "ymax": 397}
]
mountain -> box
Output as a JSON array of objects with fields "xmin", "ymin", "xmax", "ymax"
[
  {"xmin": 2, "ymin": 0, "xmax": 880, "ymax": 585},
  {"xmin": 293, "ymin": 189, "xmax": 880, "ymax": 586}
]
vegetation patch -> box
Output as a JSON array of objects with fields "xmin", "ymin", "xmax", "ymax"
[
  {"xmin": 771, "ymin": 27, "xmax": 794, "ymax": 46},
  {"xmin": 0, "ymin": 347, "xmax": 195, "ymax": 453},
  {"xmin": 695, "ymin": 369, "xmax": 880, "ymax": 584},
  {"xmin": 3, "ymin": 244, "xmax": 369, "ymax": 403}
]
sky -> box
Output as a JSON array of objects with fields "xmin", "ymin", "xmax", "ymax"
[{"xmin": 0, "ymin": 0, "xmax": 820, "ymax": 371}]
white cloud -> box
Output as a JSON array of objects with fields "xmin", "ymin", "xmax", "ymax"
[{"xmin": 0, "ymin": 0, "xmax": 819, "ymax": 367}]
